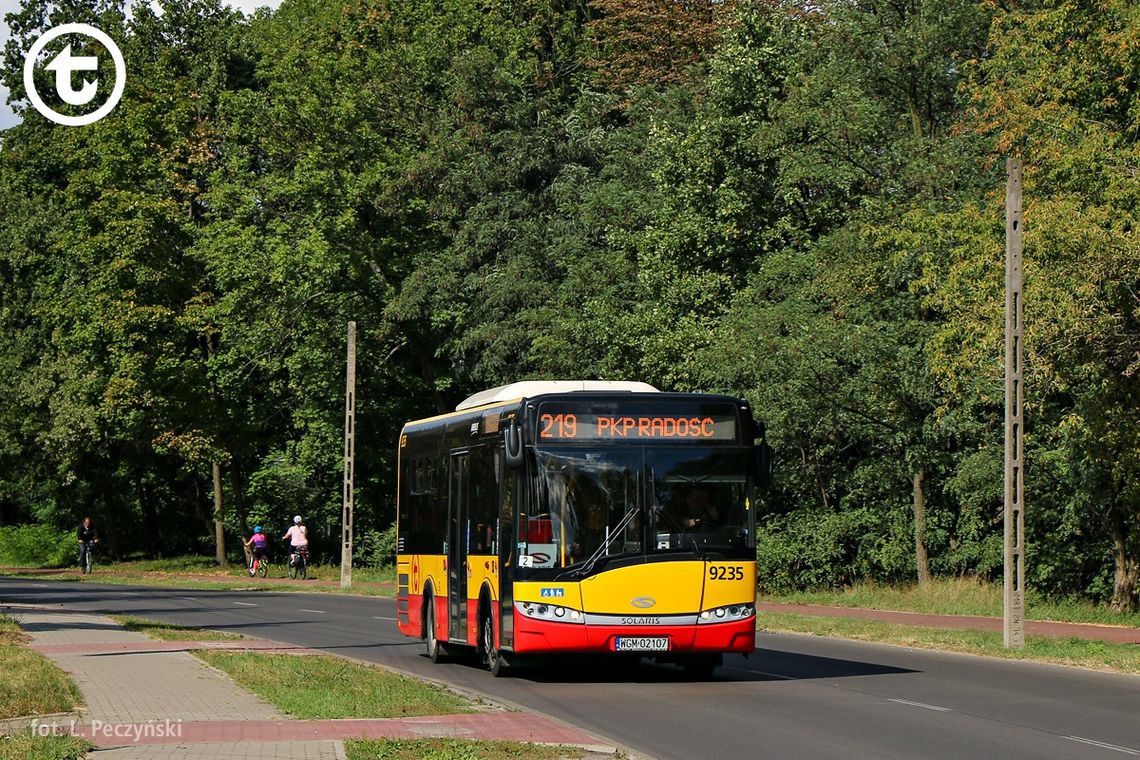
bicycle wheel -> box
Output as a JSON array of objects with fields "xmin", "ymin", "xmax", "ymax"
[
  {"xmin": 257, "ymin": 558, "xmax": 269, "ymax": 578},
  {"xmin": 297, "ymin": 558, "xmax": 307, "ymax": 580}
]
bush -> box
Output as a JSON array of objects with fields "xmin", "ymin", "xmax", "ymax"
[
  {"xmin": 755, "ymin": 506, "xmax": 913, "ymax": 594},
  {"xmin": 355, "ymin": 525, "xmax": 396, "ymax": 569},
  {"xmin": 0, "ymin": 524, "xmax": 75, "ymax": 568}
]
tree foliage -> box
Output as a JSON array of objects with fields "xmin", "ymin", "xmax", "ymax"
[{"xmin": 0, "ymin": 0, "xmax": 1136, "ymax": 609}]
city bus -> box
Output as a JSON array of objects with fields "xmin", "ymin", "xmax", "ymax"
[{"xmin": 395, "ymin": 381, "xmax": 771, "ymax": 677}]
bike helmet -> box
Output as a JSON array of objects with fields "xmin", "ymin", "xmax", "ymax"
[
  {"xmin": 253, "ymin": 526, "xmax": 263, "ymax": 533},
  {"xmin": 293, "ymin": 515, "xmax": 302, "ymax": 524}
]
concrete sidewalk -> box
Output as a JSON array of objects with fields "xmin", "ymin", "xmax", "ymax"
[{"xmin": 1, "ymin": 604, "xmax": 619, "ymax": 759}]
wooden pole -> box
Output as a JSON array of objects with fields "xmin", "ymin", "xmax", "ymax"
[
  {"xmin": 1004, "ymin": 159, "xmax": 1025, "ymax": 649},
  {"xmin": 341, "ymin": 321, "xmax": 357, "ymax": 589}
]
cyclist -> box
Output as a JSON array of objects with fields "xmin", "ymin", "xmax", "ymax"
[
  {"xmin": 244, "ymin": 525, "xmax": 269, "ymax": 574},
  {"xmin": 283, "ymin": 515, "xmax": 309, "ymax": 569},
  {"xmin": 77, "ymin": 516, "xmax": 98, "ymax": 573}
]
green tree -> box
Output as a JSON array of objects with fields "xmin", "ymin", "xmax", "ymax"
[{"xmin": 928, "ymin": 0, "xmax": 1140, "ymax": 610}]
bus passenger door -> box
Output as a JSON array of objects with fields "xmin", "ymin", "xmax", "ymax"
[{"xmin": 448, "ymin": 451, "xmax": 469, "ymax": 644}]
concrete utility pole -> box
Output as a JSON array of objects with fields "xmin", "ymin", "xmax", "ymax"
[
  {"xmin": 341, "ymin": 321, "xmax": 357, "ymax": 589},
  {"xmin": 212, "ymin": 460, "xmax": 227, "ymax": 567},
  {"xmin": 1004, "ymin": 159, "xmax": 1026, "ymax": 649}
]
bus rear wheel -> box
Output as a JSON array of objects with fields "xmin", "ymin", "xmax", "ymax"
[
  {"xmin": 425, "ymin": 596, "xmax": 445, "ymax": 663},
  {"xmin": 480, "ymin": 612, "xmax": 507, "ymax": 677}
]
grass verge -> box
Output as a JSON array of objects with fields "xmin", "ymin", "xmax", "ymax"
[
  {"xmin": 760, "ymin": 611, "xmax": 1140, "ymax": 674},
  {"xmin": 111, "ymin": 615, "xmax": 244, "ymax": 641},
  {"xmin": 344, "ymin": 738, "xmax": 584, "ymax": 760},
  {"xmin": 195, "ymin": 651, "xmax": 476, "ymax": 719},
  {"xmin": 766, "ymin": 577, "xmax": 1140, "ymax": 627},
  {"xmin": 0, "ymin": 557, "xmax": 396, "ymax": 597},
  {"xmin": 0, "ymin": 734, "xmax": 91, "ymax": 760},
  {"xmin": 0, "ymin": 615, "xmax": 82, "ymax": 719}
]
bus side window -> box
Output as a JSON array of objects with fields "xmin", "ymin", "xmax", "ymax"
[
  {"xmin": 469, "ymin": 446, "xmax": 496, "ymax": 553},
  {"xmin": 499, "ymin": 465, "xmax": 515, "ymax": 567},
  {"xmin": 430, "ymin": 456, "xmax": 446, "ymax": 553}
]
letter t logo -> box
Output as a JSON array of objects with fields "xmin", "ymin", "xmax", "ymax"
[{"xmin": 44, "ymin": 44, "xmax": 99, "ymax": 105}]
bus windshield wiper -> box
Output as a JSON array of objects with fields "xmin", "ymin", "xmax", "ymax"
[{"xmin": 572, "ymin": 504, "xmax": 641, "ymax": 579}]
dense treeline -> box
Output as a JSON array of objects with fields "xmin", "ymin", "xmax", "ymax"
[{"xmin": 0, "ymin": 0, "xmax": 1136, "ymax": 611}]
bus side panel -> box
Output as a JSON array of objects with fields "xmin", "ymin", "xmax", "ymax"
[
  {"xmin": 396, "ymin": 553, "xmax": 449, "ymax": 641},
  {"xmin": 465, "ymin": 554, "xmax": 499, "ymax": 646},
  {"xmin": 396, "ymin": 557, "xmax": 414, "ymax": 637}
]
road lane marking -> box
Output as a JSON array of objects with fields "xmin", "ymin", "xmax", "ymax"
[
  {"xmin": 179, "ymin": 597, "xmax": 197, "ymax": 601},
  {"xmin": 298, "ymin": 608, "xmax": 325, "ymax": 614},
  {"xmin": 233, "ymin": 602, "xmax": 257, "ymax": 607},
  {"xmin": 888, "ymin": 698, "xmax": 951, "ymax": 712},
  {"xmin": 1066, "ymin": 737, "xmax": 1140, "ymax": 756},
  {"xmin": 723, "ymin": 666, "xmax": 796, "ymax": 680},
  {"xmin": 374, "ymin": 616, "xmax": 396, "ymax": 621}
]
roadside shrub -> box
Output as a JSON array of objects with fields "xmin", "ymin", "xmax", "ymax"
[
  {"xmin": 756, "ymin": 510, "xmax": 855, "ymax": 594},
  {"xmin": 755, "ymin": 506, "xmax": 914, "ymax": 593},
  {"xmin": 0, "ymin": 524, "xmax": 75, "ymax": 568},
  {"xmin": 355, "ymin": 525, "xmax": 396, "ymax": 569}
]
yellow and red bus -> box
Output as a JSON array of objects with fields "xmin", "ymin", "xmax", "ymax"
[{"xmin": 395, "ymin": 381, "xmax": 770, "ymax": 677}]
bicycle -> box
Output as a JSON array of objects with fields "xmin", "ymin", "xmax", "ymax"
[
  {"xmin": 287, "ymin": 546, "xmax": 308, "ymax": 580},
  {"xmin": 79, "ymin": 540, "xmax": 95, "ymax": 574},
  {"xmin": 247, "ymin": 551, "xmax": 269, "ymax": 578}
]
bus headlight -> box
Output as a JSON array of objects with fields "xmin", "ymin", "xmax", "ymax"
[
  {"xmin": 517, "ymin": 602, "xmax": 585, "ymax": 624},
  {"xmin": 697, "ymin": 603, "xmax": 755, "ymax": 624}
]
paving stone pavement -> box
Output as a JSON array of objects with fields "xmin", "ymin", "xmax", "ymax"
[
  {"xmin": 3, "ymin": 604, "xmax": 619, "ymax": 759},
  {"xmin": 88, "ymin": 740, "xmax": 347, "ymax": 760},
  {"xmin": 14, "ymin": 609, "xmax": 285, "ymax": 725}
]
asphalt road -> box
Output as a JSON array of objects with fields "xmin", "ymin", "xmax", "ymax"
[{"xmin": 3, "ymin": 578, "xmax": 1139, "ymax": 760}]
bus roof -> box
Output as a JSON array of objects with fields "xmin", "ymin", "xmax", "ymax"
[{"xmin": 455, "ymin": 380, "xmax": 659, "ymax": 411}]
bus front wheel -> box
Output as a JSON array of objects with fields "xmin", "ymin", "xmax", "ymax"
[{"xmin": 480, "ymin": 611, "xmax": 507, "ymax": 677}]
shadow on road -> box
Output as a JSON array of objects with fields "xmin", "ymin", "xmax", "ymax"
[{"xmin": 420, "ymin": 646, "xmax": 918, "ymax": 685}]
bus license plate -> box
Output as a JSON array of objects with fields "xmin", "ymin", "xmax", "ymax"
[{"xmin": 614, "ymin": 637, "xmax": 669, "ymax": 652}]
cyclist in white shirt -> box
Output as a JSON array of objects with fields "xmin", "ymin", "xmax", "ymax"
[{"xmin": 283, "ymin": 515, "xmax": 309, "ymax": 566}]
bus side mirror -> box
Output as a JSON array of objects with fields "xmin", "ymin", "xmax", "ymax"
[
  {"xmin": 504, "ymin": 420, "xmax": 524, "ymax": 469},
  {"xmin": 755, "ymin": 443, "xmax": 774, "ymax": 487}
]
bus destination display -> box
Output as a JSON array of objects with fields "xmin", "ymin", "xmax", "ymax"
[{"xmin": 538, "ymin": 406, "xmax": 737, "ymax": 441}]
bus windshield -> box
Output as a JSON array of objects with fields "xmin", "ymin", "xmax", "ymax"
[{"xmin": 523, "ymin": 447, "xmax": 752, "ymax": 573}]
